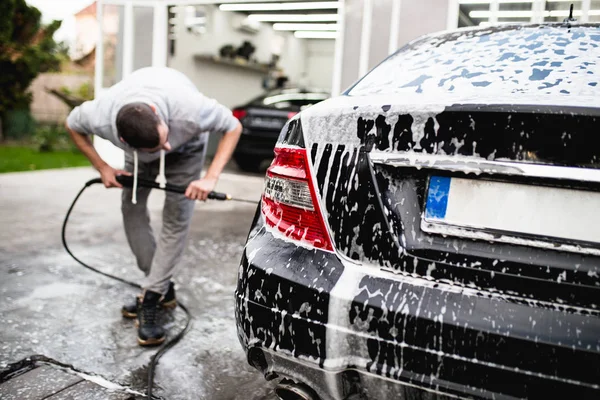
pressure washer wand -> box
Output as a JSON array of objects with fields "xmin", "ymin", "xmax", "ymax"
[{"xmin": 113, "ymin": 175, "xmax": 256, "ymax": 204}]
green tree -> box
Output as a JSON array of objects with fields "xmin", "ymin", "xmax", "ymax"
[{"xmin": 0, "ymin": 0, "xmax": 65, "ymax": 139}]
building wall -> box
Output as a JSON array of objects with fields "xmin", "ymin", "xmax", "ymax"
[
  {"xmin": 74, "ymin": 14, "xmax": 98, "ymax": 59},
  {"xmin": 397, "ymin": 0, "xmax": 450, "ymax": 46},
  {"xmin": 305, "ymin": 39, "xmax": 335, "ymax": 91},
  {"xmin": 30, "ymin": 74, "xmax": 92, "ymax": 123},
  {"xmin": 338, "ymin": 0, "xmax": 450, "ymax": 92},
  {"xmin": 74, "ymin": 4, "xmax": 119, "ymax": 61},
  {"xmin": 340, "ymin": 1, "xmax": 364, "ymax": 92},
  {"xmin": 168, "ymin": 5, "xmax": 307, "ymax": 109},
  {"xmin": 369, "ymin": 0, "xmax": 394, "ymax": 70}
]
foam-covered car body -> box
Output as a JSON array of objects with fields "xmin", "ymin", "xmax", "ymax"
[{"xmin": 235, "ymin": 24, "xmax": 600, "ymax": 400}]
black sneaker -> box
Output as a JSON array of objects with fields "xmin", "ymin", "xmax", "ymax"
[
  {"xmin": 137, "ymin": 290, "xmax": 166, "ymax": 346},
  {"xmin": 121, "ymin": 281, "xmax": 176, "ymax": 318}
]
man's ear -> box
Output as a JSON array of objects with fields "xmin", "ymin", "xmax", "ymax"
[
  {"xmin": 119, "ymin": 136, "xmax": 126, "ymax": 143},
  {"xmin": 149, "ymin": 104, "xmax": 157, "ymax": 114}
]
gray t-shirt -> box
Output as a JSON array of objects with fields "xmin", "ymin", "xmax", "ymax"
[{"xmin": 66, "ymin": 67, "xmax": 238, "ymax": 163}]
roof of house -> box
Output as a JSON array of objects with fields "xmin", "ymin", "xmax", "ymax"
[{"xmin": 75, "ymin": 1, "xmax": 96, "ymax": 17}]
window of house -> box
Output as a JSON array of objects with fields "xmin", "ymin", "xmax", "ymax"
[
  {"xmin": 543, "ymin": 0, "xmax": 583, "ymax": 22},
  {"xmin": 133, "ymin": 7, "xmax": 155, "ymax": 71},
  {"xmin": 498, "ymin": 1, "xmax": 533, "ymax": 24},
  {"xmin": 455, "ymin": 0, "xmax": 598, "ymax": 27},
  {"xmin": 458, "ymin": 2, "xmax": 490, "ymax": 27},
  {"xmin": 589, "ymin": 0, "xmax": 600, "ymax": 21}
]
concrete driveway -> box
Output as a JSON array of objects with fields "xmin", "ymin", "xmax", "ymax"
[{"xmin": 0, "ymin": 166, "xmax": 276, "ymax": 399}]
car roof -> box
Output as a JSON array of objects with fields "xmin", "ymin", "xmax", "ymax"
[
  {"xmin": 347, "ymin": 23, "xmax": 600, "ymax": 105},
  {"xmin": 406, "ymin": 22, "xmax": 600, "ymax": 51}
]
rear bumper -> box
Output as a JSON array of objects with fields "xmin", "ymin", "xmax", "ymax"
[
  {"xmin": 256, "ymin": 349, "xmax": 457, "ymax": 400},
  {"xmin": 235, "ymin": 215, "xmax": 600, "ymax": 400}
]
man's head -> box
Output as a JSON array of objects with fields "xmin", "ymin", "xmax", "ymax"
[{"xmin": 116, "ymin": 102, "xmax": 171, "ymax": 152}]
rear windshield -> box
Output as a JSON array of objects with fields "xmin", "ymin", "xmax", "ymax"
[
  {"xmin": 348, "ymin": 24, "xmax": 600, "ymax": 100},
  {"xmin": 250, "ymin": 91, "xmax": 329, "ymax": 111}
]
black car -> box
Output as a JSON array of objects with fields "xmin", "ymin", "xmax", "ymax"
[
  {"xmin": 236, "ymin": 24, "xmax": 600, "ymax": 399},
  {"xmin": 232, "ymin": 88, "xmax": 329, "ymax": 172}
]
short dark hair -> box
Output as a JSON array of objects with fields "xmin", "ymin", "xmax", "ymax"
[{"xmin": 116, "ymin": 102, "xmax": 160, "ymax": 148}]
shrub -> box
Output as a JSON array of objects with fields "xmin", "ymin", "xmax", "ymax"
[
  {"xmin": 0, "ymin": 0, "xmax": 65, "ymax": 138},
  {"xmin": 33, "ymin": 124, "xmax": 71, "ymax": 152}
]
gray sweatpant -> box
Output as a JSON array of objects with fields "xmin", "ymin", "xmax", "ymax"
[{"xmin": 121, "ymin": 139, "xmax": 206, "ymax": 295}]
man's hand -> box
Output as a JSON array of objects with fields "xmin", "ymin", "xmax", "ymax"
[
  {"xmin": 65, "ymin": 122, "xmax": 130, "ymax": 188},
  {"xmin": 185, "ymin": 122, "xmax": 240, "ymax": 201},
  {"xmin": 99, "ymin": 164, "xmax": 131, "ymax": 188},
  {"xmin": 185, "ymin": 177, "xmax": 218, "ymax": 201}
]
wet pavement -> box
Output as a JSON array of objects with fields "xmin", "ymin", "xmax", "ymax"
[
  {"xmin": 1, "ymin": 362, "xmax": 135, "ymax": 399},
  {"xmin": 0, "ymin": 166, "xmax": 277, "ymax": 399}
]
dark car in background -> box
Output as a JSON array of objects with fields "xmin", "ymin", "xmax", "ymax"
[
  {"xmin": 236, "ymin": 24, "xmax": 600, "ymax": 400},
  {"xmin": 232, "ymin": 88, "xmax": 329, "ymax": 171}
]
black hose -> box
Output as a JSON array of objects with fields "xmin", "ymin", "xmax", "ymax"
[
  {"xmin": 61, "ymin": 178, "xmax": 140, "ymax": 289},
  {"xmin": 61, "ymin": 177, "xmax": 195, "ymax": 400}
]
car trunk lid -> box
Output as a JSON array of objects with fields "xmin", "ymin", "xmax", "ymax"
[
  {"xmin": 299, "ymin": 95, "xmax": 600, "ymax": 310},
  {"xmin": 243, "ymin": 107, "xmax": 295, "ymax": 134}
]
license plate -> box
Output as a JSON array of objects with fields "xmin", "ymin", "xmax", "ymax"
[
  {"xmin": 422, "ymin": 176, "xmax": 600, "ymax": 249},
  {"xmin": 247, "ymin": 117, "xmax": 285, "ymax": 130}
]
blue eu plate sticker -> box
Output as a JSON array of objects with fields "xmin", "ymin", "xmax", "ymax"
[{"xmin": 425, "ymin": 176, "xmax": 450, "ymax": 220}]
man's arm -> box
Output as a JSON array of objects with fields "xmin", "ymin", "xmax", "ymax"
[
  {"xmin": 66, "ymin": 122, "xmax": 130, "ymax": 188},
  {"xmin": 184, "ymin": 121, "xmax": 242, "ymax": 201}
]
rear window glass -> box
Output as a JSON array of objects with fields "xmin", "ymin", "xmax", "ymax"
[
  {"xmin": 348, "ymin": 25, "xmax": 600, "ymax": 100},
  {"xmin": 251, "ymin": 92, "xmax": 329, "ymax": 110}
]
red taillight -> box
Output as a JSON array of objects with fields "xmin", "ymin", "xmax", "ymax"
[
  {"xmin": 262, "ymin": 146, "xmax": 334, "ymax": 252},
  {"xmin": 232, "ymin": 109, "xmax": 247, "ymax": 120},
  {"xmin": 287, "ymin": 111, "xmax": 298, "ymax": 120}
]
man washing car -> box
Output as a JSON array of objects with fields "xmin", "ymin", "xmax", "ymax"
[{"xmin": 65, "ymin": 67, "xmax": 242, "ymax": 346}]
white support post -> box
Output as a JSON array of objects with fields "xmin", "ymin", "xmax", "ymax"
[
  {"xmin": 581, "ymin": 0, "xmax": 591, "ymax": 22},
  {"xmin": 95, "ymin": 0, "xmax": 105, "ymax": 97},
  {"xmin": 152, "ymin": 2, "xmax": 169, "ymax": 67},
  {"xmin": 531, "ymin": 0, "xmax": 546, "ymax": 24},
  {"xmin": 122, "ymin": 2, "xmax": 134, "ymax": 77},
  {"xmin": 93, "ymin": 0, "xmax": 123, "ymax": 168},
  {"xmin": 388, "ymin": 0, "xmax": 402, "ymax": 55},
  {"xmin": 489, "ymin": 0, "xmax": 499, "ymax": 24},
  {"xmin": 331, "ymin": 0, "xmax": 345, "ymax": 96},
  {"xmin": 94, "ymin": 0, "xmax": 132, "ymax": 168},
  {"xmin": 358, "ymin": 0, "xmax": 373, "ymax": 77},
  {"xmin": 446, "ymin": 0, "xmax": 459, "ymax": 30}
]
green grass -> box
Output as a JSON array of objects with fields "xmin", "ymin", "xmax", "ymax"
[{"xmin": 0, "ymin": 145, "xmax": 90, "ymax": 173}]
